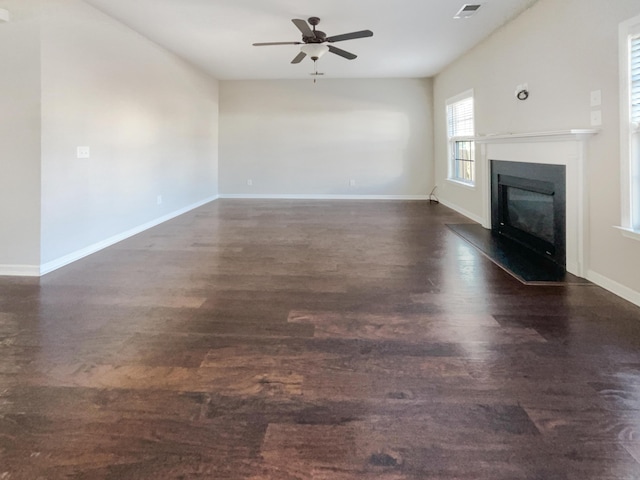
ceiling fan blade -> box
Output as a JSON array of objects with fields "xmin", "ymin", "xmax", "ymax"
[
  {"xmin": 328, "ymin": 45, "xmax": 357, "ymax": 60},
  {"xmin": 253, "ymin": 42, "xmax": 302, "ymax": 46},
  {"xmin": 326, "ymin": 30, "xmax": 373, "ymax": 43},
  {"xmin": 291, "ymin": 51, "xmax": 306, "ymax": 64},
  {"xmin": 292, "ymin": 18, "xmax": 314, "ymax": 37}
]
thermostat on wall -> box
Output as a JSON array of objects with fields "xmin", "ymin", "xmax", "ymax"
[{"xmin": 0, "ymin": 8, "xmax": 10, "ymax": 22}]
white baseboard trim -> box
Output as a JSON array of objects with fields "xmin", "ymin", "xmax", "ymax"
[
  {"xmin": 438, "ymin": 198, "xmax": 485, "ymax": 224},
  {"xmin": 587, "ymin": 270, "xmax": 640, "ymax": 308},
  {"xmin": 39, "ymin": 195, "xmax": 219, "ymax": 276},
  {"xmin": 218, "ymin": 194, "xmax": 430, "ymax": 200},
  {"xmin": 0, "ymin": 264, "xmax": 41, "ymax": 277}
]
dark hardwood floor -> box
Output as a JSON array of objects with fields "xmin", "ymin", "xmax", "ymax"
[{"xmin": 2, "ymin": 199, "xmax": 640, "ymax": 479}]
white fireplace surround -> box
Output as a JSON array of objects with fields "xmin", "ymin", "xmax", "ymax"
[{"xmin": 474, "ymin": 129, "xmax": 599, "ymax": 278}]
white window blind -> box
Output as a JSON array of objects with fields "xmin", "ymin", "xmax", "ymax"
[
  {"xmin": 618, "ymin": 14, "xmax": 640, "ymax": 236},
  {"xmin": 446, "ymin": 93, "xmax": 475, "ymax": 184},
  {"xmin": 631, "ymin": 34, "xmax": 640, "ymax": 126},
  {"xmin": 447, "ymin": 97, "xmax": 474, "ymax": 137}
]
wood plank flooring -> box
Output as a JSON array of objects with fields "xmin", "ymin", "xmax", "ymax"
[{"xmin": 1, "ymin": 199, "xmax": 640, "ymax": 479}]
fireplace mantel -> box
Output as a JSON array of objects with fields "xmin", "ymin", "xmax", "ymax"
[
  {"xmin": 475, "ymin": 128, "xmax": 599, "ymax": 278},
  {"xmin": 475, "ymin": 129, "xmax": 599, "ymax": 144}
]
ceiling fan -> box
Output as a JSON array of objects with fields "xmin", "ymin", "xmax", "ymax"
[{"xmin": 253, "ymin": 17, "xmax": 373, "ymax": 64}]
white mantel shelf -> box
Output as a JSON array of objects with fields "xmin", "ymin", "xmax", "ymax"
[{"xmin": 475, "ymin": 129, "xmax": 600, "ymax": 143}]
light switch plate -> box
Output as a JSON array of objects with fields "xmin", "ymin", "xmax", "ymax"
[
  {"xmin": 590, "ymin": 110, "xmax": 602, "ymax": 126},
  {"xmin": 590, "ymin": 90, "xmax": 602, "ymax": 107}
]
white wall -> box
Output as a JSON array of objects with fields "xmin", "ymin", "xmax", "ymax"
[
  {"xmin": 0, "ymin": 1, "xmax": 42, "ymax": 272},
  {"xmin": 219, "ymin": 78, "xmax": 433, "ymax": 197},
  {"xmin": 433, "ymin": 0, "xmax": 640, "ymax": 302},
  {"xmin": 39, "ymin": 0, "xmax": 220, "ymax": 266}
]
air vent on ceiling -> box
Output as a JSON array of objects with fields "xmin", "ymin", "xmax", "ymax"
[{"xmin": 454, "ymin": 4, "xmax": 482, "ymax": 19}]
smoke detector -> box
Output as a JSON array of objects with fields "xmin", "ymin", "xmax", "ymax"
[{"xmin": 454, "ymin": 4, "xmax": 482, "ymax": 19}]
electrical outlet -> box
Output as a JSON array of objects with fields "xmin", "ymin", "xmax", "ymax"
[
  {"xmin": 247, "ymin": 179, "xmax": 253, "ymax": 186},
  {"xmin": 157, "ymin": 195, "xmax": 162, "ymax": 205},
  {"xmin": 349, "ymin": 179, "xmax": 356, "ymax": 187},
  {"xmin": 76, "ymin": 146, "xmax": 90, "ymax": 159},
  {"xmin": 590, "ymin": 89, "xmax": 601, "ymax": 107},
  {"xmin": 590, "ymin": 110, "xmax": 602, "ymax": 126}
]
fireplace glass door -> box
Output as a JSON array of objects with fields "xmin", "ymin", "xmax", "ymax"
[{"xmin": 504, "ymin": 186, "xmax": 555, "ymax": 245}]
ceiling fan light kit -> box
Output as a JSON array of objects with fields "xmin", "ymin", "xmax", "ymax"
[
  {"xmin": 252, "ymin": 16, "xmax": 373, "ymax": 80},
  {"xmin": 300, "ymin": 43, "xmax": 329, "ymax": 61}
]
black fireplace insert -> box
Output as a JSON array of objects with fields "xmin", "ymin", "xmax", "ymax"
[{"xmin": 491, "ymin": 160, "xmax": 566, "ymax": 268}]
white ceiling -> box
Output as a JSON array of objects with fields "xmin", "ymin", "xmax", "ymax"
[{"xmin": 83, "ymin": 0, "xmax": 539, "ymax": 80}]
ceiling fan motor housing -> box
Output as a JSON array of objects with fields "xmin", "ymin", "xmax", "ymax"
[{"xmin": 304, "ymin": 31, "xmax": 326, "ymax": 43}]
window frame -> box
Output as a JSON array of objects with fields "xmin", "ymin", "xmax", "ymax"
[
  {"xmin": 618, "ymin": 13, "xmax": 640, "ymax": 240},
  {"xmin": 446, "ymin": 89, "xmax": 476, "ymax": 187}
]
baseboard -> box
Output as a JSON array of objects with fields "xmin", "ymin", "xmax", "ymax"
[
  {"xmin": 39, "ymin": 195, "xmax": 219, "ymax": 276},
  {"xmin": 587, "ymin": 270, "xmax": 640, "ymax": 308},
  {"xmin": 438, "ymin": 198, "xmax": 485, "ymax": 224},
  {"xmin": 0, "ymin": 264, "xmax": 41, "ymax": 277},
  {"xmin": 218, "ymin": 194, "xmax": 430, "ymax": 200}
]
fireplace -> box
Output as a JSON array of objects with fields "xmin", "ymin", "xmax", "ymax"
[
  {"xmin": 491, "ymin": 160, "xmax": 566, "ymax": 268},
  {"xmin": 474, "ymin": 130, "xmax": 597, "ymax": 278}
]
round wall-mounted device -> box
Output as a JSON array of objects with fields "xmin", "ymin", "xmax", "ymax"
[{"xmin": 515, "ymin": 83, "xmax": 529, "ymax": 101}]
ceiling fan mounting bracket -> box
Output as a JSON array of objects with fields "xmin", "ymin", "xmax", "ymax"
[{"xmin": 308, "ymin": 17, "xmax": 320, "ymax": 27}]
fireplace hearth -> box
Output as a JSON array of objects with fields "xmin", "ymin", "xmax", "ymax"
[{"xmin": 491, "ymin": 160, "xmax": 566, "ymax": 268}]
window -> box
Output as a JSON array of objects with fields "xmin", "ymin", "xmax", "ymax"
[
  {"xmin": 446, "ymin": 90, "xmax": 475, "ymax": 185},
  {"xmin": 619, "ymin": 14, "xmax": 640, "ymax": 236}
]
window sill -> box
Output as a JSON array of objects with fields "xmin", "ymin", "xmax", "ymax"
[
  {"xmin": 614, "ymin": 226, "xmax": 640, "ymax": 242},
  {"xmin": 447, "ymin": 178, "xmax": 476, "ymax": 190}
]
